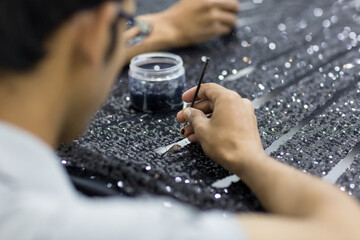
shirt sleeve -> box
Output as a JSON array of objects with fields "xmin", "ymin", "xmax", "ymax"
[
  {"xmin": 0, "ymin": 192, "xmax": 247, "ymax": 240},
  {"xmin": 0, "ymin": 123, "xmax": 247, "ymax": 240}
]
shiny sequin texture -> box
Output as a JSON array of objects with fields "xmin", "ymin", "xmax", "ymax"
[
  {"xmin": 58, "ymin": 0, "xmax": 360, "ymax": 212},
  {"xmin": 337, "ymin": 154, "xmax": 360, "ymax": 197}
]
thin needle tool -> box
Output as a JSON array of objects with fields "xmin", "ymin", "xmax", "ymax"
[
  {"xmin": 183, "ymin": 58, "xmax": 210, "ymax": 127},
  {"xmin": 190, "ymin": 57, "xmax": 210, "ymax": 107},
  {"xmin": 164, "ymin": 58, "xmax": 210, "ymax": 153}
]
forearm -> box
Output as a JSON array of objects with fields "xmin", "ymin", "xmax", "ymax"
[
  {"xmin": 236, "ymin": 153, "xmax": 359, "ymax": 218},
  {"xmin": 234, "ymin": 153, "xmax": 360, "ymax": 239}
]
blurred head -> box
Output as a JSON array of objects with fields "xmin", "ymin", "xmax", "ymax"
[{"xmin": 0, "ymin": 0, "xmax": 135, "ymax": 143}]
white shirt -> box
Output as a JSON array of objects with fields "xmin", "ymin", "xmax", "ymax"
[{"xmin": 0, "ymin": 121, "xmax": 246, "ymax": 240}]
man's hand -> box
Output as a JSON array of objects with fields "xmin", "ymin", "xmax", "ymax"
[
  {"xmin": 156, "ymin": 0, "xmax": 239, "ymax": 47},
  {"xmin": 125, "ymin": 0, "xmax": 239, "ymax": 62},
  {"xmin": 176, "ymin": 83, "xmax": 264, "ymax": 173},
  {"xmin": 177, "ymin": 84, "xmax": 360, "ymax": 240}
]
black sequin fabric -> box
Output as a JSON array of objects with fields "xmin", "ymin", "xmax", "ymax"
[{"xmin": 58, "ymin": 0, "xmax": 360, "ymax": 212}]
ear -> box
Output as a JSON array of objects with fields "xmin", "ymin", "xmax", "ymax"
[{"xmin": 73, "ymin": 3, "xmax": 117, "ymax": 66}]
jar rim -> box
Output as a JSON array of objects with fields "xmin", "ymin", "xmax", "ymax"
[{"xmin": 130, "ymin": 52, "xmax": 183, "ymax": 76}]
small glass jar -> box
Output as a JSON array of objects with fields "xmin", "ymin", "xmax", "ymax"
[{"xmin": 129, "ymin": 52, "xmax": 186, "ymax": 113}]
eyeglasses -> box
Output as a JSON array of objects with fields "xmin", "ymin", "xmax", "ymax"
[{"xmin": 117, "ymin": 10, "xmax": 152, "ymax": 46}]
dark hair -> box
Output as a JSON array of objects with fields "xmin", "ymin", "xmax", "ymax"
[{"xmin": 0, "ymin": 0, "xmax": 120, "ymax": 73}]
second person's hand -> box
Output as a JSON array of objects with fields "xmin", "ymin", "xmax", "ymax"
[
  {"xmin": 125, "ymin": 0, "xmax": 239, "ymax": 62},
  {"xmin": 159, "ymin": 0, "xmax": 240, "ymax": 47}
]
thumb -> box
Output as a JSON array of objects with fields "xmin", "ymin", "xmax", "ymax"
[{"xmin": 183, "ymin": 108, "xmax": 209, "ymax": 133}]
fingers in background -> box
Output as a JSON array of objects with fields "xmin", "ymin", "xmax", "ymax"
[
  {"xmin": 213, "ymin": 11, "xmax": 238, "ymax": 27},
  {"xmin": 211, "ymin": 0, "xmax": 240, "ymax": 13},
  {"xmin": 212, "ymin": 22, "xmax": 233, "ymax": 35}
]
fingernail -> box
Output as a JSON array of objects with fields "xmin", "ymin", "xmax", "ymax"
[
  {"xmin": 183, "ymin": 108, "xmax": 191, "ymax": 120},
  {"xmin": 180, "ymin": 128, "xmax": 185, "ymax": 135}
]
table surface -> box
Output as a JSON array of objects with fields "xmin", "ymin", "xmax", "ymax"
[{"xmin": 58, "ymin": 0, "xmax": 360, "ymax": 212}]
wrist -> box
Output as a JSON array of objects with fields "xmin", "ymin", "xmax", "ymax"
[
  {"xmin": 138, "ymin": 13, "xmax": 180, "ymax": 50},
  {"xmin": 225, "ymin": 147, "xmax": 268, "ymax": 177}
]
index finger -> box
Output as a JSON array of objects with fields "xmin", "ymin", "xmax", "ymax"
[{"xmin": 182, "ymin": 83, "xmax": 233, "ymax": 103}]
